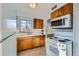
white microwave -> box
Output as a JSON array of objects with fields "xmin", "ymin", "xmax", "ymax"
[{"xmin": 51, "ymin": 14, "xmax": 72, "ymax": 29}]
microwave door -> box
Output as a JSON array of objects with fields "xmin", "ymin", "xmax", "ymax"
[
  {"xmin": 51, "ymin": 19, "xmax": 63, "ymax": 28},
  {"xmin": 51, "ymin": 14, "xmax": 72, "ymax": 29}
]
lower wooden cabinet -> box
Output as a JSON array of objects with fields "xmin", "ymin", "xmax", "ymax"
[
  {"xmin": 17, "ymin": 38, "xmax": 20, "ymax": 51},
  {"xmin": 20, "ymin": 37, "xmax": 33, "ymax": 50},
  {"xmin": 40, "ymin": 36, "xmax": 45, "ymax": 46},
  {"xmin": 33, "ymin": 36, "xmax": 40, "ymax": 47},
  {"xmin": 17, "ymin": 35, "xmax": 45, "ymax": 51}
]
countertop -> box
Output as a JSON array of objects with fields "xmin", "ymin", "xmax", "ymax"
[{"xmin": 17, "ymin": 33, "xmax": 45, "ymax": 37}]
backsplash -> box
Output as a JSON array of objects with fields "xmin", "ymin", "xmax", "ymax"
[
  {"xmin": 54, "ymin": 29, "xmax": 73, "ymax": 40},
  {"xmin": 32, "ymin": 29, "xmax": 44, "ymax": 35}
]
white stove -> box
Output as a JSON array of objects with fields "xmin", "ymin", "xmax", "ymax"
[
  {"xmin": 46, "ymin": 38, "xmax": 59, "ymax": 56},
  {"xmin": 57, "ymin": 39, "xmax": 72, "ymax": 56},
  {"xmin": 46, "ymin": 36, "xmax": 73, "ymax": 56}
]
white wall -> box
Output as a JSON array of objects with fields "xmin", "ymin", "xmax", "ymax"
[
  {"xmin": 2, "ymin": 34, "xmax": 16, "ymax": 56},
  {"xmin": 73, "ymin": 3, "xmax": 79, "ymax": 56},
  {"xmin": 0, "ymin": 3, "xmax": 2, "ymax": 56},
  {"xmin": 1, "ymin": 3, "xmax": 17, "ymax": 56},
  {"xmin": 15, "ymin": 3, "xmax": 53, "ymax": 19},
  {"xmin": 2, "ymin": 4, "xmax": 16, "ymax": 38}
]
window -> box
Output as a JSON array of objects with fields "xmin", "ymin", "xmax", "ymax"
[
  {"xmin": 6, "ymin": 19, "xmax": 16, "ymax": 32},
  {"xmin": 20, "ymin": 20, "xmax": 32, "ymax": 32}
]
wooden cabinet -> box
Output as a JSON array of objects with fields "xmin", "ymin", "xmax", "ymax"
[
  {"xmin": 17, "ymin": 37, "xmax": 33, "ymax": 51},
  {"xmin": 33, "ymin": 36, "xmax": 40, "ymax": 47},
  {"xmin": 50, "ymin": 3, "xmax": 73, "ymax": 19},
  {"xmin": 34, "ymin": 18, "xmax": 43, "ymax": 29},
  {"xmin": 50, "ymin": 9, "xmax": 59, "ymax": 19},
  {"xmin": 17, "ymin": 35, "xmax": 45, "ymax": 51},
  {"xmin": 59, "ymin": 3, "xmax": 73, "ymax": 16},
  {"xmin": 40, "ymin": 35, "xmax": 45, "ymax": 46},
  {"xmin": 17, "ymin": 38, "xmax": 20, "ymax": 51},
  {"xmin": 20, "ymin": 37, "xmax": 33, "ymax": 50},
  {"xmin": 33, "ymin": 35, "xmax": 45, "ymax": 47}
]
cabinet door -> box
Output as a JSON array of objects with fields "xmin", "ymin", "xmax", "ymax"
[
  {"xmin": 33, "ymin": 36, "xmax": 40, "ymax": 47},
  {"xmin": 50, "ymin": 11, "xmax": 54, "ymax": 19},
  {"xmin": 26, "ymin": 37, "xmax": 33, "ymax": 49},
  {"xmin": 19, "ymin": 37, "xmax": 33, "ymax": 51},
  {"xmin": 64, "ymin": 3, "xmax": 73, "ymax": 14},
  {"xmin": 39, "ymin": 20, "xmax": 43, "ymax": 29},
  {"xmin": 17, "ymin": 37, "xmax": 22, "ymax": 51},
  {"xmin": 34, "ymin": 18, "xmax": 43, "ymax": 29},
  {"xmin": 59, "ymin": 3, "xmax": 73, "ymax": 16},
  {"xmin": 19, "ymin": 39, "xmax": 26, "ymax": 51},
  {"xmin": 50, "ymin": 3, "xmax": 73, "ymax": 19},
  {"xmin": 59, "ymin": 7, "xmax": 65, "ymax": 16},
  {"xmin": 40, "ymin": 36, "xmax": 45, "ymax": 46},
  {"xmin": 50, "ymin": 10, "xmax": 59, "ymax": 19},
  {"xmin": 17, "ymin": 38, "xmax": 20, "ymax": 51}
]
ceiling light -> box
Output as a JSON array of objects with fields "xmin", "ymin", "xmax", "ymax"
[{"xmin": 29, "ymin": 3, "xmax": 37, "ymax": 8}]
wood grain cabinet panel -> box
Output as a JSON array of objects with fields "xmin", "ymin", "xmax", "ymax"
[
  {"xmin": 64, "ymin": 3, "xmax": 73, "ymax": 14},
  {"xmin": 50, "ymin": 10, "xmax": 59, "ymax": 19},
  {"xmin": 17, "ymin": 38, "xmax": 20, "ymax": 51},
  {"xmin": 26, "ymin": 37, "xmax": 33, "ymax": 49},
  {"xmin": 17, "ymin": 35, "xmax": 45, "ymax": 51},
  {"xmin": 34, "ymin": 18, "xmax": 43, "ymax": 29},
  {"xmin": 33, "ymin": 36, "xmax": 40, "ymax": 47},
  {"xmin": 33, "ymin": 35, "xmax": 45, "ymax": 47},
  {"xmin": 17, "ymin": 37, "xmax": 33, "ymax": 51},
  {"xmin": 59, "ymin": 3, "xmax": 73, "ymax": 16},
  {"xmin": 40, "ymin": 36, "xmax": 45, "ymax": 46},
  {"xmin": 50, "ymin": 3, "xmax": 73, "ymax": 19}
]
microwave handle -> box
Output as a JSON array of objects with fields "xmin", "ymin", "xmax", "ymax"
[
  {"xmin": 62, "ymin": 18, "xmax": 68, "ymax": 25},
  {"xmin": 62, "ymin": 18, "xmax": 65, "ymax": 25}
]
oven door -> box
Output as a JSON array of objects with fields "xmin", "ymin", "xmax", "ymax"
[{"xmin": 46, "ymin": 41, "xmax": 59, "ymax": 56}]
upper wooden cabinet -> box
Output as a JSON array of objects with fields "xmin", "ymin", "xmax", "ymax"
[
  {"xmin": 59, "ymin": 3, "xmax": 73, "ymax": 16},
  {"xmin": 34, "ymin": 18, "xmax": 43, "ymax": 29},
  {"xmin": 51, "ymin": 10, "xmax": 59, "ymax": 19},
  {"xmin": 50, "ymin": 3, "xmax": 73, "ymax": 19}
]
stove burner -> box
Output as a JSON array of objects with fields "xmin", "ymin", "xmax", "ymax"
[{"xmin": 58, "ymin": 40, "xmax": 66, "ymax": 42}]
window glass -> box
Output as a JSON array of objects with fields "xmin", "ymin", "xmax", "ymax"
[{"xmin": 20, "ymin": 20, "xmax": 32, "ymax": 32}]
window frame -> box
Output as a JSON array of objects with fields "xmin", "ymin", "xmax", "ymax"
[{"xmin": 19, "ymin": 19, "xmax": 33, "ymax": 33}]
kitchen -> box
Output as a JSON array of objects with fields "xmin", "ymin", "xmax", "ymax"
[{"xmin": 0, "ymin": 3, "xmax": 79, "ymax": 56}]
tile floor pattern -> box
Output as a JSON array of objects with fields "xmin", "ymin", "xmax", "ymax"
[{"xmin": 17, "ymin": 46, "xmax": 46, "ymax": 56}]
